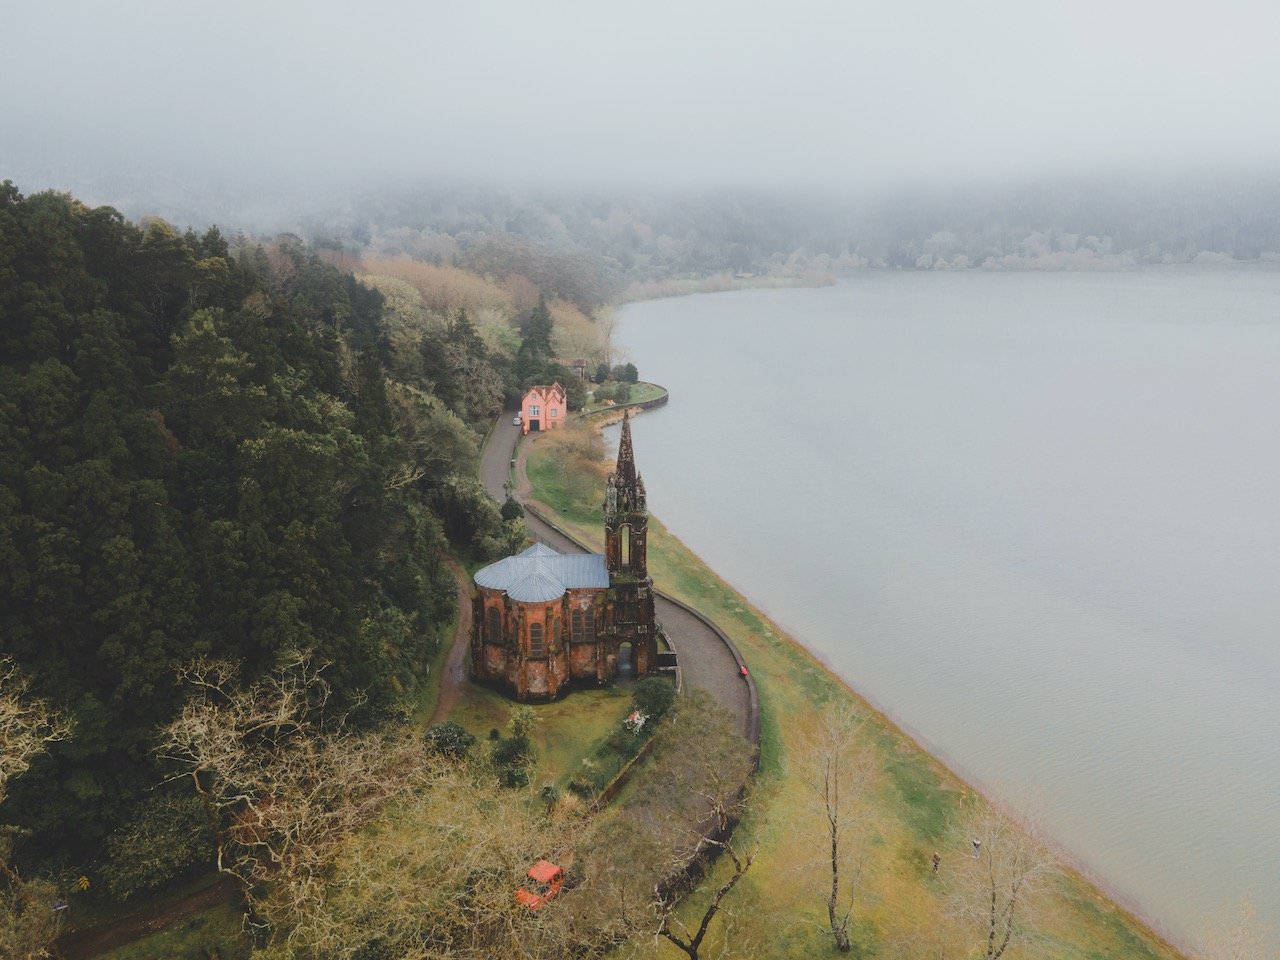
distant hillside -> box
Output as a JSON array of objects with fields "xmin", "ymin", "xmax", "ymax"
[{"xmin": 16, "ymin": 171, "xmax": 1280, "ymax": 308}]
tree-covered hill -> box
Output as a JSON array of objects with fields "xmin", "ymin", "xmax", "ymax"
[{"xmin": 0, "ymin": 183, "xmax": 514, "ymax": 883}]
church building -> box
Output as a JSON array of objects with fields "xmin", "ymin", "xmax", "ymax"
[{"xmin": 470, "ymin": 412, "xmax": 657, "ymax": 700}]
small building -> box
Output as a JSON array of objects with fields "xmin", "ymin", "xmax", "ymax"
[
  {"xmin": 471, "ymin": 412, "xmax": 657, "ymax": 700},
  {"xmin": 552, "ymin": 358, "xmax": 590, "ymax": 380},
  {"xmin": 520, "ymin": 383, "xmax": 566, "ymax": 435}
]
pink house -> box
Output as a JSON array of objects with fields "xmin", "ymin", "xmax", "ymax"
[{"xmin": 521, "ymin": 383, "xmax": 567, "ymax": 435}]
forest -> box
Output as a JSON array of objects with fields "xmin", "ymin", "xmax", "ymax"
[{"xmin": 0, "ymin": 182, "xmax": 608, "ymax": 923}]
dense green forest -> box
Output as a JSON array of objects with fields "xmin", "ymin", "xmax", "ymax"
[{"xmin": 0, "ymin": 183, "xmax": 559, "ymax": 892}]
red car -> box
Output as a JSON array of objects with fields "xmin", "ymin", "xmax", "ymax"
[{"xmin": 515, "ymin": 859, "xmax": 564, "ymax": 910}]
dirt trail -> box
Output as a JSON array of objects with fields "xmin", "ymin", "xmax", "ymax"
[
  {"xmin": 56, "ymin": 876, "xmax": 240, "ymax": 960},
  {"xmin": 428, "ymin": 556, "xmax": 474, "ymax": 727}
]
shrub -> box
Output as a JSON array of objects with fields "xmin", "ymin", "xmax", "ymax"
[
  {"xmin": 101, "ymin": 792, "xmax": 214, "ymax": 900},
  {"xmin": 632, "ymin": 676, "xmax": 676, "ymax": 722},
  {"xmin": 509, "ymin": 706, "xmax": 539, "ymax": 742},
  {"xmin": 568, "ymin": 758, "xmax": 600, "ymax": 798},
  {"xmin": 492, "ymin": 736, "xmax": 531, "ymax": 768},
  {"xmin": 424, "ymin": 720, "xmax": 476, "ymax": 759},
  {"xmin": 607, "ymin": 725, "xmax": 641, "ymax": 757},
  {"xmin": 501, "ymin": 765, "xmax": 530, "ymax": 789},
  {"xmin": 540, "ymin": 783, "xmax": 561, "ymax": 811}
]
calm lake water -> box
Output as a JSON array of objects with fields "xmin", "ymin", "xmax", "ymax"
[{"xmin": 613, "ymin": 270, "xmax": 1280, "ymax": 948}]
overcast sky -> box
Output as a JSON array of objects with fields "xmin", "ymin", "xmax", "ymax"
[{"xmin": 4, "ymin": 0, "xmax": 1280, "ymax": 192}]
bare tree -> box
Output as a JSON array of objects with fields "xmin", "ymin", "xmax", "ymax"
[
  {"xmin": 950, "ymin": 798, "xmax": 1058, "ymax": 960},
  {"xmin": 575, "ymin": 690, "xmax": 757, "ymax": 960},
  {"xmin": 0, "ymin": 659, "xmax": 72, "ymax": 960},
  {"xmin": 280, "ymin": 757, "xmax": 586, "ymax": 960},
  {"xmin": 158, "ymin": 652, "xmax": 593, "ymax": 959},
  {"xmin": 157, "ymin": 654, "xmax": 425, "ymax": 946},
  {"xmin": 800, "ymin": 705, "xmax": 872, "ymax": 952},
  {"xmin": 595, "ymin": 309, "xmax": 619, "ymax": 367},
  {"xmin": 655, "ymin": 835, "xmax": 756, "ymax": 960},
  {"xmin": 161, "ymin": 656, "xmax": 764, "ymax": 959},
  {"xmin": 0, "ymin": 660, "xmax": 72, "ymax": 808}
]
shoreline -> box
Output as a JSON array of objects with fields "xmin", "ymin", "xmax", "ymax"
[
  {"xmin": 612, "ymin": 259, "xmax": 1280, "ymax": 309},
  {"xmin": 573, "ymin": 403, "xmax": 1190, "ymax": 959},
  {"xmin": 618, "ymin": 271, "xmax": 835, "ymax": 304},
  {"xmin": 663, "ymin": 522, "xmax": 1188, "ymax": 955}
]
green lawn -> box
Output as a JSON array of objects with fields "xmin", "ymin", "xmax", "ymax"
[
  {"xmin": 582, "ymin": 380, "xmax": 667, "ymax": 415},
  {"xmin": 443, "ymin": 679, "xmax": 636, "ymax": 790}
]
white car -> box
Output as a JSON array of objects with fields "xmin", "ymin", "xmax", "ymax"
[{"xmin": 513, "ymin": 415, "xmax": 522, "ymax": 426}]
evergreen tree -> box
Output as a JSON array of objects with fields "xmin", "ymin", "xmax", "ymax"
[
  {"xmin": 0, "ymin": 183, "xmax": 495, "ymax": 886},
  {"xmin": 524, "ymin": 293, "xmax": 553, "ymax": 355}
]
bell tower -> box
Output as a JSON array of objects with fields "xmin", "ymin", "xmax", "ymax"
[{"xmin": 604, "ymin": 410, "xmax": 656, "ymax": 674}]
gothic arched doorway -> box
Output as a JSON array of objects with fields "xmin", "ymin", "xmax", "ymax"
[{"xmin": 617, "ymin": 641, "xmax": 634, "ymax": 679}]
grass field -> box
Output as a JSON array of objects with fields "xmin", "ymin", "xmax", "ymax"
[
  {"xmin": 526, "ymin": 427, "xmax": 1188, "ymax": 960},
  {"xmin": 583, "ymin": 380, "xmax": 668, "ymax": 414},
  {"xmin": 445, "ymin": 678, "xmax": 637, "ymax": 789}
]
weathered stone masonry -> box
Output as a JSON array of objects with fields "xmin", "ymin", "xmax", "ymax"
[{"xmin": 470, "ymin": 411, "xmax": 658, "ymax": 700}]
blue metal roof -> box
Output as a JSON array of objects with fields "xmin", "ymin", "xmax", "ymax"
[{"xmin": 474, "ymin": 542, "xmax": 609, "ymax": 603}]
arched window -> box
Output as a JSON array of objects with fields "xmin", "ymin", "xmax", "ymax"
[
  {"xmin": 487, "ymin": 607, "xmax": 502, "ymax": 644},
  {"xmin": 620, "ymin": 524, "xmax": 631, "ymax": 567},
  {"xmin": 529, "ymin": 623, "xmax": 545, "ymax": 658},
  {"xmin": 585, "ymin": 608, "xmax": 596, "ymax": 642},
  {"xmin": 572, "ymin": 609, "xmax": 584, "ymax": 642}
]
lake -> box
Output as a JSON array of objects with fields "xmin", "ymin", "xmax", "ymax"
[{"xmin": 612, "ymin": 269, "xmax": 1280, "ymax": 948}]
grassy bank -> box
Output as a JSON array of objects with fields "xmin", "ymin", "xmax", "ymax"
[
  {"xmin": 622, "ymin": 272, "xmax": 836, "ymax": 302},
  {"xmin": 525, "ymin": 424, "xmax": 1186, "ymax": 960},
  {"xmin": 583, "ymin": 380, "xmax": 668, "ymax": 414}
]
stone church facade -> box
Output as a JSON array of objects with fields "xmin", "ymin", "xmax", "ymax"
[{"xmin": 469, "ymin": 412, "xmax": 657, "ymax": 700}]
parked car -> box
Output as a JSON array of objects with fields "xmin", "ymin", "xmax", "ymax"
[
  {"xmin": 515, "ymin": 860, "xmax": 563, "ymax": 910},
  {"xmin": 513, "ymin": 415, "xmax": 522, "ymax": 426}
]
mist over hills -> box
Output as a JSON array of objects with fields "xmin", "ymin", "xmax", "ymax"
[{"xmin": 8, "ymin": 160, "xmax": 1278, "ymax": 296}]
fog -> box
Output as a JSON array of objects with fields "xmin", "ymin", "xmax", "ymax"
[{"xmin": 5, "ymin": 0, "xmax": 1280, "ymax": 196}]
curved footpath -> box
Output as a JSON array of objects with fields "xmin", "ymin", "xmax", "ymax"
[{"xmin": 479, "ymin": 412, "xmax": 758, "ymax": 746}]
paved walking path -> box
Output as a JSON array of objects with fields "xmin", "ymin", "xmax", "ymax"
[{"xmin": 479, "ymin": 414, "xmax": 755, "ymax": 742}]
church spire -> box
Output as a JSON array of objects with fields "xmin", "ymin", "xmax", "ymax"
[{"xmin": 616, "ymin": 408, "xmax": 637, "ymax": 486}]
